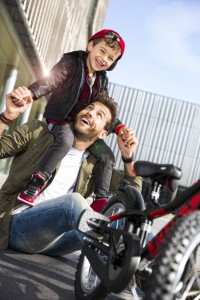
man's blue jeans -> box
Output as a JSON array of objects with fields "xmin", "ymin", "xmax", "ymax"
[{"xmin": 9, "ymin": 193, "xmax": 90, "ymax": 256}]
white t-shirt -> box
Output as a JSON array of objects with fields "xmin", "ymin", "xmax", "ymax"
[{"xmin": 13, "ymin": 147, "xmax": 89, "ymax": 215}]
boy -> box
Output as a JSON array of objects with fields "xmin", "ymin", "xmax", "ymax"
[{"xmin": 13, "ymin": 29, "xmax": 130, "ymax": 212}]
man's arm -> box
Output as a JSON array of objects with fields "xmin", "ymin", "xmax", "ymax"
[
  {"xmin": 117, "ymin": 127, "xmax": 137, "ymax": 176},
  {"xmin": 117, "ymin": 128, "xmax": 142, "ymax": 190}
]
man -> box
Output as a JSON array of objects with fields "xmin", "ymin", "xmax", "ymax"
[{"xmin": 0, "ymin": 89, "xmax": 142, "ymax": 254}]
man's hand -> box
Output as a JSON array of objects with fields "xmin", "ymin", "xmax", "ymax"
[
  {"xmin": 5, "ymin": 86, "xmax": 33, "ymax": 120},
  {"xmin": 11, "ymin": 86, "xmax": 33, "ymax": 107},
  {"xmin": 117, "ymin": 127, "xmax": 138, "ymax": 158},
  {"xmin": 117, "ymin": 127, "xmax": 138, "ymax": 177}
]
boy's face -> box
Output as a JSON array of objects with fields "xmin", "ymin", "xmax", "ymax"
[{"xmin": 86, "ymin": 40, "xmax": 121, "ymax": 74}]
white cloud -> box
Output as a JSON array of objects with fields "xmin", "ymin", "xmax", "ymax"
[{"xmin": 146, "ymin": 1, "xmax": 200, "ymax": 74}]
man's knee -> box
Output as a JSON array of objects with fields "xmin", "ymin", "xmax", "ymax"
[{"xmin": 62, "ymin": 193, "xmax": 91, "ymax": 213}]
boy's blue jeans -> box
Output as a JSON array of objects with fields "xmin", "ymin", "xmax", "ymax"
[{"xmin": 9, "ymin": 193, "xmax": 90, "ymax": 256}]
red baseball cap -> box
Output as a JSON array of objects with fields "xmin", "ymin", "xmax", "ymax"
[{"xmin": 89, "ymin": 29, "xmax": 125, "ymax": 59}]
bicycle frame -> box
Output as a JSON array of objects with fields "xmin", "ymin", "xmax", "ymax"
[
  {"xmin": 144, "ymin": 179, "xmax": 200, "ymax": 259},
  {"xmin": 76, "ymin": 164, "xmax": 200, "ymax": 296},
  {"xmin": 108, "ymin": 179, "xmax": 200, "ymax": 260}
]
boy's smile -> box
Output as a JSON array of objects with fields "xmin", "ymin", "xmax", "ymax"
[{"xmin": 86, "ymin": 40, "xmax": 121, "ymax": 75}]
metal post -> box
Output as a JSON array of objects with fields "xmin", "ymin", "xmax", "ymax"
[
  {"xmin": 0, "ymin": 65, "xmax": 18, "ymax": 112},
  {"xmin": 0, "ymin": 65, "xmax": 33, "ymax": 124},
  {"xmin": 19, "ymin": 103, "xmax": 32, "ymax": 125}
]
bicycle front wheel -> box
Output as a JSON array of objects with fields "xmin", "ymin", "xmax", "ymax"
[
  {"xmin": 74, "ymin": 190, "xmax": 137, "ymax": 299},
  {"xmin": 144, "ymin": 211, "xmax": 200, "ymax": 300}
]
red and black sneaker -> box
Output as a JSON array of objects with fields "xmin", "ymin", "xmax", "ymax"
[
  {"xmin": 17, "ymin": 171, "xmax": 50, "ymax": 206},
  {"xmin": 90, "ymin": 198, "xmax": 108, "ymax": 213}
]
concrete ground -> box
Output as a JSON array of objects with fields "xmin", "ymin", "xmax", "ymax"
[
  {"xmin": 0, "ymin": 249, "xmax": 135, "ymax": 300},
  {"xmin": 0, "ymin": 250, "xmax": 79, "ymax": 300}
]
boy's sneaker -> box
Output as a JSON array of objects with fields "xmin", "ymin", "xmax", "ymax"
[
  {"xmin": 90, "ymin": 198, "xmax": 108, "ymax": 212},
  {"xmin": 17, "ymin": 171, "xmax": 50, "ymax": 206}
]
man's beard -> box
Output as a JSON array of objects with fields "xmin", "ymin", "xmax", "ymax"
[{"xmin": 74, "ymin": 126, "xmax": 99, "ymax": 142}]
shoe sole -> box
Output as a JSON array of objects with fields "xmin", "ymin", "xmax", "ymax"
[{"xmin": 17, "ymin": 196, "xmax": 34, "ymax": 206}]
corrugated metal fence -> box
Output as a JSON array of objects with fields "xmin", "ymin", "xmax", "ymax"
[
  {"xmin": 17, "ymin": 0, "xmax": 108, "ymax": 72},
  {"xmin": 106, "ymin": 83, "xmax": 200, "ymax": 187}
]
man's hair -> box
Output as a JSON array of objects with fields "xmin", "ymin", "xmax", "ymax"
[{"xmin": 91, "ymin": 93, "xmax": 118, "ymax": 134}]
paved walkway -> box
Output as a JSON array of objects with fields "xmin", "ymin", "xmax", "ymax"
[{"xmin": 0, "ymin": 249, "xmax": 134, "ymax": 300}]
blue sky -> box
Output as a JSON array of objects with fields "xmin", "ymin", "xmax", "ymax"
[{"xmin": 104, "ymin": 0, "xmax": 200, "ymax": 105}]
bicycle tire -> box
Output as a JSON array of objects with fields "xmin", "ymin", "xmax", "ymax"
[
  {"xmin": 74, "ymin": 190, "xmax": 137, "ymax": 299},
  {"xmin": 143, "ymin": 211, "xmax": 200, "ymax": 300}
]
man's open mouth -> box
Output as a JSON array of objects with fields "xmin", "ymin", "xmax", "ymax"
[{"xmin": 81, "ymin": 117, "xmax": 90, "ymax": 126}]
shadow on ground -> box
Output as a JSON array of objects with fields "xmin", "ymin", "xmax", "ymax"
[
  {"xmin": 0, "ymin": 249, "xmax": 78, "ymax": 300},
  {"xmin": 0, "ymin": 249, "xmax": 133, "ymax": 300}
]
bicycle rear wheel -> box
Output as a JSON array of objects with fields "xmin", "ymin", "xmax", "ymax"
[{"xmin": 143, "ymin": 211, "xmax": 200, "ymax": 300}]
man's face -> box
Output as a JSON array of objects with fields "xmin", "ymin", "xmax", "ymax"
[
  {"xmin": 86, "ymin": 40, "xmax": 121, "ymax": 74},
  {"xmin": 74, "ymin": 101, "xmax": 112, "ymax": 142}
]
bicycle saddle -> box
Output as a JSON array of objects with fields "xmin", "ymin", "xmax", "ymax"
[
  {"xmin": 134, "ymin": 161, "xmax": 182, "ymax": 192},
  {"xmin": 134, "ymin": 161, "xmax": 182, "ymax": 179}
]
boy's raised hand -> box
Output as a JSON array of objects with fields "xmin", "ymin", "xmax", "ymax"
[
  {"xmin": 11, "ymin": 86, "xmax": 33, "ymax": 107},
  {"xmin": 5, "ymin": 87, "xmax": 33, "ymax": 119}
]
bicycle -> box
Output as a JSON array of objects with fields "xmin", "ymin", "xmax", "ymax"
[{"xmin": 74, "ymin": 160, "xmax": 200, "ymax": 300}]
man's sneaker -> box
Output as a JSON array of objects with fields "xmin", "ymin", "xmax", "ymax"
[
  {"xmin": 17, "ymin": 171, "xmax": 50, "ymax": 206},
  {"xmin": 90, "ymin": 198, "xmax": 108, "ymax": 212}
]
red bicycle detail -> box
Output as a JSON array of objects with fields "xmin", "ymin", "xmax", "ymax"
[{"xmin": 75, "ymin": 161, "xmax": 200, "ymax": 300}]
